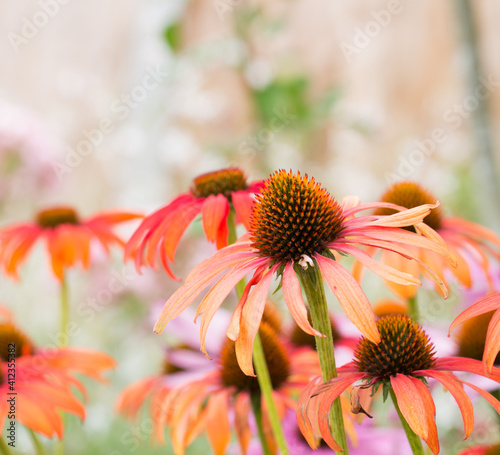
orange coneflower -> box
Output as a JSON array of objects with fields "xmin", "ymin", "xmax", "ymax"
[
  {"xmin": 449, "ymin": 292, "xmax": 500, "ymax": 374},
  {"xmin": 161, "ymin": 322, "xmax": 321, "ymax": 455},
  {"xmin": 0, "ymin": 318, "xmax": 115, "ymax": 439},
  {"xmin": 0, "ymin": 205, "xmax": 141, "ymax": 281},
  {"xmin": 297, "ymin": 315, "xmax": 500, "ymax": 454},
  {"xmin": 125, "ymin": 167, "xmax": 264, "ymax": 279},
  {"xmin": 154, "ymin": 170, "xmax": 455, "ymax": 376},
  {"xmin": 355, "ymin": 181, "xmax": 500, "ymax": 298}
]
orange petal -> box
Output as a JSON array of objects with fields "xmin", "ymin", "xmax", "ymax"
[
  {"xmin": 408, "ymin": 377, "xmax": 439, "ymax": 454},
  {"xmin": 448, "ymin": 293, "xmax": 500, "ymax": 335},
  {"xmin": 283, "ymin": 263, "xmax": 323, "ymax": 337},
  {"xmin": 390, "ymin": 374, "xmax": 428, "ymax": 440},
  {"xmin": 202, "ymin": 195, "xmax": 229, "ymax": 244},
  {"xmin": 485, "ymin": 309, "xmax": 500, "ymax": 374},
  {"xmin": 205, "ymin": 390, "xmax": 231, "ymax": 455},
  {"xmin": 423, "ymin": 370, "xmax": 473, "ymax": 440},
  {"xmin": 316, "ymin": 255, "xmax": 380, "ymax": 343},
  {"xmin": 232, "ymin": 190, "xmax": 254, "ymax": 230},
  {"xmin": 235, "ymin": 268, "xmax": 276, "ymax": 376}
]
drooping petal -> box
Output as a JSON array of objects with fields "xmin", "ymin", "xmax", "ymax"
[
  {"xmin": 448, "ymin": 293, "xmax": 500, "ymax": 335},
  {"xmin": 297, "ymin": 376, "xmax": 324, "ymax": 450},
  {"xmin": 336, "ymin": 244, "xmax": 421, "ymax": 286},
  {"xmin": 368, "ymin": 203, "xmax": 440, "ymax": 228},
  {"xmin": 485, "ymin": 309, "xmax": 500, "ymax": 374},
  {"xmin": 390, "ymin": 374, "xmax": 429, "ymax": 441},
  {"xmin": 234, "ymin": 394, "xmax": 252, "ymax": 454},
  {"xmin": 197, "ymin": 257, "xmax": 270, "ymax": 358},
  {"xmin": 454, "ymin": 377, "xmax": 500, "ymax": 416},
  {"xmin": 205, "ymin": 390, "xmax": 231, "ymax": 455},
  {"xmin": 202, "ymin": 195, "xmax": 230, "ymax": 244},
  {"xmin": 316, "ymin": 373, "xmax": 366, "ymax": 452},
  {"xmin": 154, "ymin": 248, "xmax": 258, "ymax": 333},
  {"xmin": 283, "ymin": 262, "xmax": 323, "ymax": 337},
  {"xmin": 431, "ymin": 357, "xmax": 500, "ymax": 382},
  {"xmin": 408, "ymin": 376, "xmax": 439, "ymax": 454},
  {"xmin": 316, "ymin": 255, "xmax": 380, "ymax": 343},
  {"xmin": 235, "ymin": 267, "xmax": 276, "ymax": 376},
  {"xmin": 421, "ymin": 370, "xmax": 474, "ymax": 439},
  {"xmin": 232, "ymin": 190, "xmax": 255, "ymax": 230}
]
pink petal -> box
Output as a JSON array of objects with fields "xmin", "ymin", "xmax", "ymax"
[{"xmin": 316, "ymin": 255, "xmax": 380, "ymax": 343}]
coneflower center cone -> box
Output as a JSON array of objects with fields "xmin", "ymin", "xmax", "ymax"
[
  {"xmin": 190, "ymin": 168, "xmax": 248, "ymax": 199},
  {"xmin": 220, "ymin": 323, "xmax": 290, "ymax": 393},
  {"xmin": 485, "ymin": 444, "xmax": 500, "ymax": 455},
  {"xmin": 376, "ymin": 182, "xmax": 443, "ymax": 231},
  {"xmin": 37, "ymin": 206, "xmax": 79, "ymax": 228},
  {"xmin": 249, "ymin": 170, "xmax": 344, "ymax": 263},
  {"xmin": 0, "ymin": 323, "xmax": 34, "ymax": 361},
  {"xmin": 354, "ymin": 315, "xmax": 436, "ymax": 380}
]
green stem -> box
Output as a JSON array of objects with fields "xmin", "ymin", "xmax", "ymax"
[
  {"xmin": 0, "ymin": 438, "xmax": 13, "ymax": 455},
  {"xmin": 390, "ymin": 389, "xmax": 425, "ymax": 455},
  {"xmin": 60, "ymin": 273, "xmax": 69, "ymax": 347},
  {"xmin": 408, "ymin": 295, "xmax": 419, "ymax": 322},
  {"xmin": 250, "ymin": 393, "xmax": 273, "ymax": 455},
  {"xmin": 227, "ymin": 209, "xmax": 290, "ymax": 455},
  {"xmin": 29, "ymin": 429, "xmax": 48, "ymax": 455},
  {"xmin": 296, "ymin": 261, "xmax": 349, "ymax": 454}
]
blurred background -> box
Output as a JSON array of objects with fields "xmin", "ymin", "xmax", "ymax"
[{"xmin": 1, "ymin": 0, "xmax": 499, "ymax": 454}]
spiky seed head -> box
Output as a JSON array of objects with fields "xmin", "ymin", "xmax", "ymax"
[
  {"xmin": 354, "ymin": 315, "xmax": 436, "ymax": 380},
  {"xmin": 250, "ymin": 170, "xmax": 344, "ymax": 264}
]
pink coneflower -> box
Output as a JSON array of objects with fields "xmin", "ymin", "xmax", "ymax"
[
  {"xmin": 125, "ymin": 167, "xmax": 264, "ymax": 279},
  {"xmin": 297, "ymin": 315, "xmax": 500, "ymax": 454},
  {"xmin": 0, "ymin": 206, "xmax": 141, "ymax": 281},
  {"xmin": 154, "ymin": 170, "xmax": 455, "ymax": 376}
]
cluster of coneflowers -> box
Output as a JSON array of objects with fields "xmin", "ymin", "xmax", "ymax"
[{"xmin": 1, "ymin": 168, "xmax": 500, "ymax": 454}]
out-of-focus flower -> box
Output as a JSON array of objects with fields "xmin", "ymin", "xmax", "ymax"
[
  {"xmin": 125, "ymin": 167, "xmax": 264, "ymax": 279},
  {"xmin": 155, "ymin": 170, "xmax": 455, "ymax": 376},
  {"xmin": 247, "ymin": 409, "xmax": 410, "ymax": 455},
  {"xmin": 0, "ymin": 314, "xmax": 115, "ymax": 438},
  {"xmin": 356, "ymin": 181, "xmax": 500, "ymax": 298},
  {"xmin": 0, "ymin": 103, "xmax": 62, "ymax": 197},
  {"xmin": 449, "ymin": 292, "xmax": 500, "ymax": 374},
  {"xmin": 457, "ymin": 444, "xmax": 500, "ymax": 455},
  {"xmin": 160, "ymin": 321, "xmax": 320, "ymax": 455},
  {"xmin": 0, "ymin": 206, "xmax": 141, "ymax": 280},
  {"xmin": 298, "ymin": 315, "xmax": 500, "ymax": 454}
]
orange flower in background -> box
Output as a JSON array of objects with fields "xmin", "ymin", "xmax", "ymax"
[
  {"xmin": 157, "ymin": 322, "xmax": 321, "ymax": 455},
  {"xmin": 354, "ymin": 181, "xmax": 500, "ymax": 298},
  {"xmin": 154, "ymin": 170, "xmax": 456, "ymax": 376},
  {"xmin": 449, "ymin": 292, "xmax": 500, "ymax": 373},
  {"xmin": 0, "ymin": 206, "xmax": 141, "ymax": 280},
  {"xmin": 125, "ymin": 167, "xmax": 264, "ymax": 279},
  {"xmin": 457, "ymin": 444, "xmax": 500, "ymax": 455},
  {"xmin": 298, "ymin": 315, "xmax": 500, "ymax": 454},
  {"xmin": 0, "ymin": 315, "xmax": 115, "ymax": 438}
]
